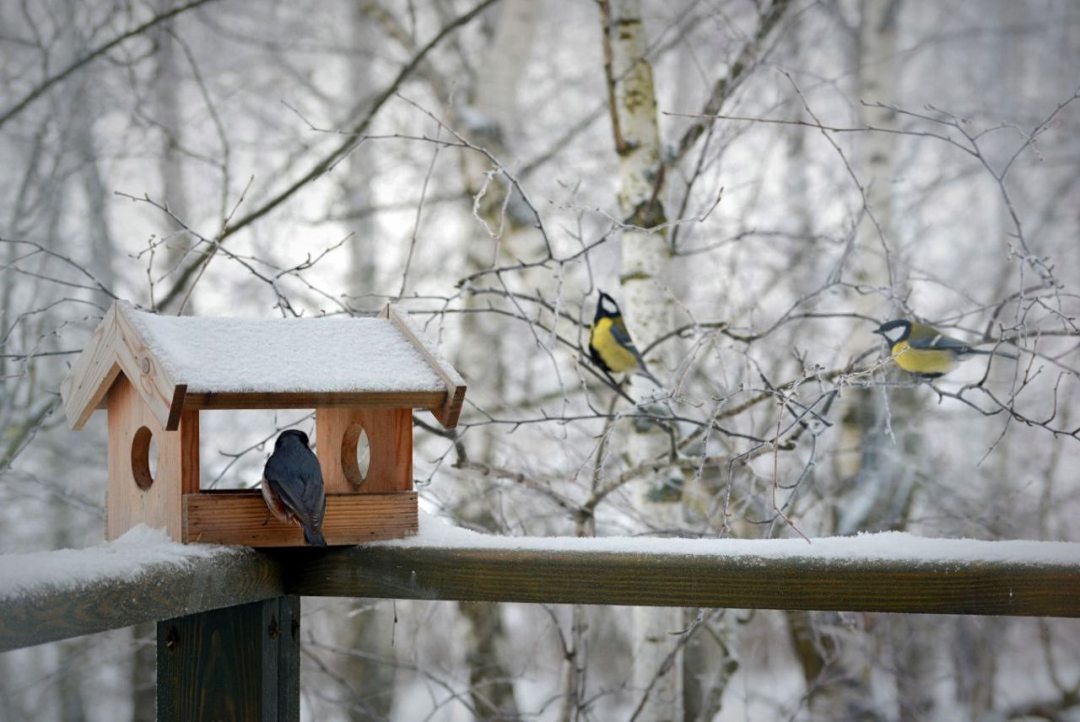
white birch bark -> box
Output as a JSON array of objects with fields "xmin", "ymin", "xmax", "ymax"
[
  {"xmin": 603, "ymin": 2, "xmax": 682, "ymax": 719},
  {"xmin": 834, "ymin": 0, "xmax": 904, "ymax": 534}
]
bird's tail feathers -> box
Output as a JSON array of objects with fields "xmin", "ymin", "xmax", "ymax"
[
  {"xmin": 969, "ymin": 348, "xmax": 1019, "ymax": 361},
  {"xmin": 304, "ymin": 525, "xmax": 328, "ymax": 547}
]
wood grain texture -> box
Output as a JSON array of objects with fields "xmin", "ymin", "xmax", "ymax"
[
  {"xmin": 0, "ymin": 548, "xmax": 281, "ymax": 652},
  {"xmin": 3, "ymin": 535, "xmax": 1079, "ymax": 655},
  {"xmin": 61, "ymin": 301, "xmax": 186, "ymax": 431},
  {"xmin": 113, "ymin": 301, "xmax": 186, "ymax": 430},
  {"xmin": 381, "ymin": 304, "xmax": 466, "ymax": 428},
  {"xmin": 107, "ymin": 377, "xmax": 198, "ymax": 541},
  {"xmin": 316, "ymin": 407, "xmax": 412, "ymax": 493},
  {"xmin": 182, "ymin": 389, "xmax": 445, "ymax": 411},
  {"xmin": 281, "ymin": 545, "xmax": 1080, "ymax": 618},
  {"xmin": 61, "ymin": 304, "xmax": 121, "ymax": 430},
  {"xmin": 157, "ymin": 596, "xmax": 299, "ymax": 722},
  {"xmin": 183, "ymin": 491, "xmax": 418, "ymax": 546}
]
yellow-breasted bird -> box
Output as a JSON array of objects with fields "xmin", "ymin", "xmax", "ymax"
[
  {"xmin": 589, "ymin": 291, "xmax": 661, "ymax": 386},
  {"xmin": 874, "ymin": 319, "xmax": 1017, "ymax": 378}
]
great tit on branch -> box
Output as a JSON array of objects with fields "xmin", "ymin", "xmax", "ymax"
[
  {"xmin": 262, "ymin": 429, "xmax": 327, "ymax": 546},
  {"xmin": 874, "ymin": 319, "xmax": 1017, "ymax": 378},
  {"xmin": 589, "ymin": 291, "xmax": 662, "ymax": 386}
]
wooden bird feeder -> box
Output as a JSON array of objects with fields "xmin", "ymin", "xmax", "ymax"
[{"xmin": 60, "ymin": 301, "xmax": 465, "ymax": 547}]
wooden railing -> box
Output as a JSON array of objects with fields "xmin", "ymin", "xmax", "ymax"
[{"xmin": 2, "ymin": 531, "xmax": 1079, "ymax": 720}]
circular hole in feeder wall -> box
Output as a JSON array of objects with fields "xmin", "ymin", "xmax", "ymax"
[
  {"xmin": 131, "ymin": 426, "xmax": 156, "ymax": 490},
  {"xmin": 341, "ymin": 423, "xmax": 370, "ymax": 488}
]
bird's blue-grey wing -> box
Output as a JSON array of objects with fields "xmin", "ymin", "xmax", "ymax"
[
  {"xmin": 264, "ymin": 449, "xmax": 325, "ymax": 528},
  {"xmin": 296, "ymin": 451, "xmax": 326, "ymax": 529},
  {"xmin": 610, "ymin": 318, "xmax": 646, "ymax": 361},
  {"xmin": 907, "ymin": 333, "xmax": 973, "ymax": 353}
]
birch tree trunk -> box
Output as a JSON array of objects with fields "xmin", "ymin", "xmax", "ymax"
[
  {"xmin": 816, "ymin": 2, "xmax": 934, "ymax": 719},
  {"xmin": 151, "ymin": 14, "xmax": 192, "ymax": 314},
  {"xmin": 832, "ymin": 0, "xmax": 901, "ymax": 504},
  {"xmin": 847, "ymin": 6, "xmax": 935, "ymax": 718},
  {"xmin": 455, "ymin": 3, "xmax": 537, "ymax": 720},
  {"xmin": 600, "ymin": 2, "xmax": 682, "ymax": 719}
]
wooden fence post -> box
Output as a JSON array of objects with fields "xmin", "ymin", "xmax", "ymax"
[{"xmin": 157, "ymin": 595, "xmax": 300, "ymax": 721}]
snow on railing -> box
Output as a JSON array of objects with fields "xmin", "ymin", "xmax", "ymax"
[{"xmin": 3, "ymin": 514, "xmax": 1079, "ymax": 653}]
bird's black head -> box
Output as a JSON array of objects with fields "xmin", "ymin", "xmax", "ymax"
[
  {"xmin": 594, "ymin": 290, "xmax": 622, "ymax": 321},
  {"xmin": 276, "ymin": 429, "xmax": 310, "ymax": 448},
  {"xmin": 874, "ymin": 319, "xmax": 912, "ymax": 344}
]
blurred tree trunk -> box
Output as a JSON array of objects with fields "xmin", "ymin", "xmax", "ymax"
[
  {"xmin": 952, "ymin": 617, "xmax": 998, "ymax": 719},
  {"xmin": 339, "ymin": 6, "xmax": 398, "ymax": 721},
  {"xmin": 73, "ymin": 102, "xmax": 115, "ymax": 301},
  {"xmin": 807, "ymin": 2, "xmax": 933, "ymax": 720},
  {"xmin": 666, "ymin": 36, "xmax": 736, "ymax": 722},
  {"xmin": 151, "ymin": 14, "xmax": 192, "ymax": 314},
  {"xmin": 460, "ymin": 600, "xmax": 520, "ymax": 722},
  {"xmin": 343, "ymin": 4, "xmax": 381, "ymax": 310},
  {"xmin": 457, "ymin": 0, "xmax": 538, "ymax": 401},
  {"xmin": 454, "ymin": 3, "xmax": 537, "ymax": 720},
  {"xmin": 130, "ymin": 625, "xmax": 156, "ymax": 721},
  {"xmin": 53, "ymin": 6, "xmax": 109, "ymax": 718},
  {"xmin": 599, "ymin": 1, "xmax": 683, "ymax": 720},
  {"xmin": 832, "ymin": 0, "xmax": 902, "ymax": 507}
]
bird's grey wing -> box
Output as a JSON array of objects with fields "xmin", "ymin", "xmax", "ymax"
[
  {"xmin": 907, "ymin": 333, "xmax": 973, "ymax": 353},
  {"xmin": 610, "ymin": 319, "xmax": 647, "ymax": 363},
  {"xmin": 295, "ymin": 451, "xmax": 326, "ymax": 528},
  {"xmin": 264, "ymin": 450, "xmax": 324, "ymax": 527}
]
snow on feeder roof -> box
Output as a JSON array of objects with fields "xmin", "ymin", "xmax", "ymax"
[{"xmin": 61, "ymin": 301, "xmax": 465, "ymax": 432}]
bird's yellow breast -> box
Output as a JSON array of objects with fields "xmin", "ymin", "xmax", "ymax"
[
  {"xmin": 591, "ymin": 317, "xmax": 638, "ymax": 373},
  {"xmin": 890, "ymin": 340, "xmax": 956, "ymax": 376}
]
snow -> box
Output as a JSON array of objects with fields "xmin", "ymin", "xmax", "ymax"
[
  {"xmin": 376, "ymin": 511, "xmax": 1080, "ymax": 566},
  {"xmin": 2, "ymin": 518, "xmax": 1075, "ymax": 605},
  {"xmin": 125, "ymin": 305, "xmax": 445, "ymax": 394},
  {"xmin": 0, "ymin": 526, "xmax": 238, "ymax": 601}
]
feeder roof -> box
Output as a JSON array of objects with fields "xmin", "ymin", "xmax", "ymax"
[{"xmin": 60, "ymin": 302, "xmax": 465, "ymax": 431}]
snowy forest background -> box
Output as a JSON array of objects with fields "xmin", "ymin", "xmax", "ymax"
[{"xmin": 1, "ymin": 0, "xmax": 1079, "ymax": 720}]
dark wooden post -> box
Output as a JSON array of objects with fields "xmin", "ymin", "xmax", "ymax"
[{"xmin": 157, "ymin": 595, "xmax": 300, "ymax": 721}]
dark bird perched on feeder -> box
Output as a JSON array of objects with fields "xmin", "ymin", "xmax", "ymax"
[
  {"xmin": 589, "ymin": 290, "xmax": 662, "ymax": 386},
  {"xmin": 261, "ymin": 429, "xmax": 327, "ymax": 546}
]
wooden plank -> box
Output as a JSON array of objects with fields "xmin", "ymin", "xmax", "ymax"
[
  {"xmin": 179, "ymin": 409, "xmax": 200, "ymax": 495},
  {"xmin": 382, "ymin": 304, "xmax": 466, "ymax": 428},
  {"xmin": 3, "ymin": 533, "xmax": 1080, "ymax": 657},
  {"xmin": 275, "ymin": 595, "xmax": 301, "ymax": 721},
  {"xmin": 60, "ymin": 304, "xmax": 121, "ymax": 430},
  {"xmin": 61, "ymin": 301, "xmax": 186, "ymax": 431},
  {"xmin": 113, "ymin": 301, "xmax": 186, "ymax": 431},
  {"xmin": 281, "ymin": 544, "xmax": 1080, "ymax": 618},
  {"xmin": 107, "ymin": 377, "xmax": 197, "ymax": 542},
  {"xmin": 183, "ymin": 491, "xmax": 418, "ymax": 547},
  {"xmin": 0, "ymin": 546, "xmax": 280, "ymax": 652},
  {"xmin": 157, "ymin": 596, "xmax": 299, "ymax": 722},
  {"xmin": 316, "ymin": 407, "xmax": 412, "ymax": 493},
  {"xmin": 182, "ymin": 389, "xmax": 445, "ymax": 411}
]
